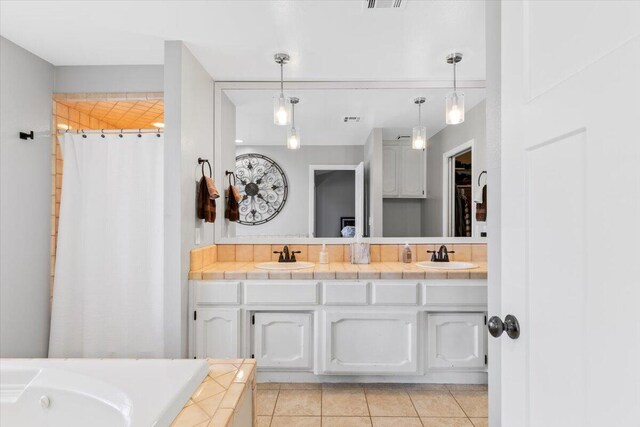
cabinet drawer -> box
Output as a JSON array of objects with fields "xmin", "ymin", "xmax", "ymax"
[
  {"xmin": 323, "ymin": 281, "xmax": 368, "ymax": 305},
  {"xmin": 196, "ymin": 281, "xmax": 241, "ymax": 305},
  {"xmin": 371, "ymin": 282, "xmax": 419, "ymax": 305},
  {"xmin": 245, "ymin": 282, "xmax": 319, "ymax": 305},
  {"xmin": 424, "ymin": 285, "xmax": 487, "ymax": 305}
]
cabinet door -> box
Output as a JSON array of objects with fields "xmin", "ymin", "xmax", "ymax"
[
  {"xmin": 427, "ymin": 313, "xmax": 486, "ymax": 369},
  {"xmin": 253, "ymin": 313, "xmax": 312, "ymax": 370},
  {"xmin": 195, "ymin": 308, "xmax": 240, "ymax": 359},
  {"xmin": 322, "ymin": 311, "xmax": 419, "ymax": 374},
  {"xmin": 400, "ymin": 145, "xmax": 425, "ymax": 198},
  {"xmin": 382, "ymin": 145, "xmax": 399, "ymax": 196}
]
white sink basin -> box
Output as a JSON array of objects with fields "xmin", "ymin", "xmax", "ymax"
[
  {"xmin": 255, "ymin": 261, "xmax": 315, "ymax": 270},
  {"xmin": 416, "ymin": 261, "xmax": 478, "ymax": 270}
]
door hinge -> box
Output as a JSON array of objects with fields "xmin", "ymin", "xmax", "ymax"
[
  {"xmin": 484, "ymin": 315, "xmax": 487, "ymax": 325},
  {"xmin": 485, "ymin": 354, "xmax": 488, "ymax": 365},
  {"xmin": 194, "ymin": 311, "xmax": 197, "ymax": 321},
  {"xmin": 251, "ymin": 314, "xmax": 255, "ymax": 325},
  {"xmin": 422, "ymin": 190, "xmax": 425, "ymax": 195}
]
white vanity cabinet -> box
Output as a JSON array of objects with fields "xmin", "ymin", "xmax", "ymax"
[
  {"xmin": 194, "ymin": 308, "xmax": 240, "ymax": 359},
  {"xmin": 382, "ymin": 141, "xmax": 426, "ymax": 198},
  {"xmin": 252, "ymin": 312, "xmax": 312, "ymax": 370},
  {"xmin": 427, "ymin": 313, "xmax": 487, "ymax": 369},
  {"xmin": 189, "ymin": 279, "xmax": 487, "ymax": 383},
  {"xmin": 321, "ymin": 311, "xmax": 419, "ymax": 374}
]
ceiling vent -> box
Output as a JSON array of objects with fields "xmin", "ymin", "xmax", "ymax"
[
  {"xmin": 343, "ymin": 116, "xmax": 361, "ymax": 123},
  {"xmin": 365, "ymin": 0, "xmax": 405, "ymax": 9}
]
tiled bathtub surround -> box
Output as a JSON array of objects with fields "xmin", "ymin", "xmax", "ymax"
[
  {"xmin": 189, "ymin": 244, "xmax": 487, "ymax": 280},
  {"xmin": 171, "ymin": 358, "xmax": 256, "ymax": 427}
]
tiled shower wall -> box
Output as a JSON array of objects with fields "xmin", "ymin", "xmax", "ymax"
[{"xmin": 49, "ymin": 93, "xmax": 163, "ymax": 300}]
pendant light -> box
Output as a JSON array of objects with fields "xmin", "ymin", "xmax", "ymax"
[
  {"xmin": 445, "ymin": 52, "xmax": 465, "ymax": 125},
  {"xmin": 287, "ymin": 97, "xmax": 300, "ymax": 150},
  {"xmin": 412, "ymin": 97, "xmax": 427, "ymax": 150},
  {"xmin": 273, "ymin": 53, "xmax": 291, "ymax": 126}
]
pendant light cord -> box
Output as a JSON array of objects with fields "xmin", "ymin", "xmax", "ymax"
[
  {"xmin": 418, "ymin": 102, "xmax": 422, "ymax": 126},
  {"xmin": 280, "ymin": 61, "xmax": 284, "ymax": 95},
  {"xmin": 291, "ymin": 101, "xmax": 295, "ymax": 126},
  {"xmin": 453, "ymin": 60, "xmax": 457, "ymax": 92}
]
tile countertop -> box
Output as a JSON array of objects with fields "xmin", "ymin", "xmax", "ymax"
[
  {"xmin": 189, "ymin": 262, "xmax": 487, "ymax": 281},
  {"xmin": 171, "ymin": 359, "xmax": 256, "ymax": 427}
]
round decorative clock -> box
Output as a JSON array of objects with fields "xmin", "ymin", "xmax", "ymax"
[{"xmin": 234, "ymin": 153, "xmax": 288, "ymax": 225}]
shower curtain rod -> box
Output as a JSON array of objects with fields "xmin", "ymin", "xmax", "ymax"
[{"xmin": 57, "ymin": 128, "xmax": 164, "ymax": 134}]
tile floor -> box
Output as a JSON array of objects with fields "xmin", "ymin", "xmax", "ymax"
[{"xmin": 256, "ymin": 383, "xmax": 488, "ymax": 427}]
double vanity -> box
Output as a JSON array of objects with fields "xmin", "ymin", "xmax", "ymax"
[{"xmin": 188, "ymin": 244, "xmax": 488, "ymax": 385}]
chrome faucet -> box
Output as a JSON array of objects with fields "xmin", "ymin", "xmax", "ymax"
[
  {"xmin": 273, "ymin": 245, "xmax": 301, "ymax": 263},
  {"xmin": 427, "ymin": 245, "xmax": 456, "ymax": 262}
]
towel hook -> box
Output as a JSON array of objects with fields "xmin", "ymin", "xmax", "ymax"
[
  {"xmin": 478, "ymin": 170, "xmax": 487, "ymax": 187},
  {"xmin": 198, "ymin": 157, "xmax": 212, "ymax": 177},
  {"xmin": 225, "ymin": 170, "xmax": 236, "ymax": 185}
]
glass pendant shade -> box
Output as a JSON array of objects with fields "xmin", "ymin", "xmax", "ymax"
[
  {"xmin": 446, "ymin": 91, "xmax": 465, "ymax": 125},
  {"xmin": 287, "ymin": 127, "xmax": 300, "ymax": 150},
  {"xmin": 412, "ymin": 126, "xmax": 426, "ymax": 150},
  {"xmin": 273, "ymin": 94, "xmax": 291, "ymax": 126}
]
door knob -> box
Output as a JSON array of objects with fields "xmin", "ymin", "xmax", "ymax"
[{"xmin": 488, "ymin": 314, "xmax": 520, "ymax": 339}]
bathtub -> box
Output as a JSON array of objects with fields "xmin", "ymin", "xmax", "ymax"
[{"xmin": 0, "ymin": 358, "xmax": 208, "ymax": 427}]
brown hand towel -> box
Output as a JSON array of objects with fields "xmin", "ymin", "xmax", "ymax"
[
  {"xmin": 231, "ymin": 185, "xmax": 242, "ymax": 203},
  {"xmin": 475, "ymin": 184, "xmax": 487, "ymax": 222},
  {"xmin": 205, "ymin": 176, "xmax": 220, "ymax": 200},
  {"xmin": 225, "ymin": 184, "xmax": 240, "ymax": 222},
  {"xmin": 197, "ymin": 177, "xmax": 216, "ymax": 223}
]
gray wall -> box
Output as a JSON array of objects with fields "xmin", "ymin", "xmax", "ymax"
[
  {"xmin": 0, "ymin": 37, "xmax": 53, "ymax": 357},
  {"xmin": 164, "ymin": 41, "xmax": 214, "ymax": 357},
  {"xmin": 364, "ymin": 129, "xmax": 383, "ymax": 237},
  {"xmin": 383, "ymin": 199, "xmax": 423, "ymax": 237},
  {"xmin": 235, "ymin": 145, "xmax": 363, "ymax": 237},
  {"xmin": 315, "ymin": 170, "xmax": 356, "ymax": 238},
  {"xmin": 54, "ymin": 65, "xmax": 163, "ymax": 93},
  {"xmin": 422, "ymin": 101, "xmax": 486, "ymax": 236}
]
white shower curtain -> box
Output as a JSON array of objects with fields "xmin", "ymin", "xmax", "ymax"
[{"xmin": 49, "ymin": 133, "xmax": 164, "ymax": 358}]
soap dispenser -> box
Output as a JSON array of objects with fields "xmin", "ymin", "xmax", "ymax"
[
  {"xmin": 319, "ymin": 244, "xmax": 329, "ymax": 264},
  {"xmin": 402, "ymin": 244, "xmax": 412, "ymax": 263}
]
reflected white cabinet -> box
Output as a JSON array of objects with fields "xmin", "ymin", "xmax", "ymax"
[
  {"xmin": 252, "ymin": 312, "xmax": 312, "ymax": 370},
  {"xmin": 382, "ymin": 141, "xmax": 426, "ymax": 198},
  {"xmin": 427, "ymin": 313, "xmax": 487, "ymax": 369},
  {"xmin": 195, "ymin": 308, "xmax": 240, "ymax": 359},
  {"xmin": 322, "ymin": 311, "xmax": 419, "ymax": 374}
]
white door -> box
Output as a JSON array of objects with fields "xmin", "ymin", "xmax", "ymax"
[
  {"xmin": 321, "ymin": 311, "xmax": 419, "ymax": 374},
  {"xmin": 195, "ymin": 308, "xmax": 240, "ymax": 358},
  {"xmin": 382, "ymin": 145, "xmax": 399, "ymax": 196},
  {"xmin": 252, "ymin": 312, "xmax": 312, "ymax": 370},
  {"xmin": 497, "ymin": 2, "xmax": 640, "ymax": 427},
  {"xmin": 427, "ymin": 313, "xmax": 486, "ymax": 370},
  {"xmin": 355, "ymin": 162, "xmax": 364, "ymax": 238},
  {"xmin": 400, "ymin": 145, "xmax": 425, "ymax": 198}
]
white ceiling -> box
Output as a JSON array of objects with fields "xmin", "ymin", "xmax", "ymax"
[
  {"xmin": 0, "ymin": 1, "xmax": 486, "ymax": 81},
  {"xmin": 227, "ymin": 88, "xmax": 485, "ymax": 146}
]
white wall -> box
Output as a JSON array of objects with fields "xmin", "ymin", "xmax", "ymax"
[
  {"xmin": 422, "ymin": 101, "xmax": 487, "ymax": 236},
  {"xmin": 0, "ymin": 37, "xmax": 53, "ymax": 357},
  {"xmin": 54, "ymin": 65, "xmax": 163, "ymax": 93},
  {"xmin": 164, "ymin": 41, "xmax": 214, "ymax": 357},
  {"xmin": 383, "ymin": 199, "xmax": 423, "ymax": 237},
  {"xmin": 364, "ymin": 129, "xmax": 383, "ymax": 237},
  {"xmin": 235, "ymin": 145, "xmax": 364, "ymax": 237}
]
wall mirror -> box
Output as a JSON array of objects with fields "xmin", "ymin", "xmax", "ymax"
[{"xmin": 215, "ymin": 82, "xmax": 487, "ymax": 243}]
